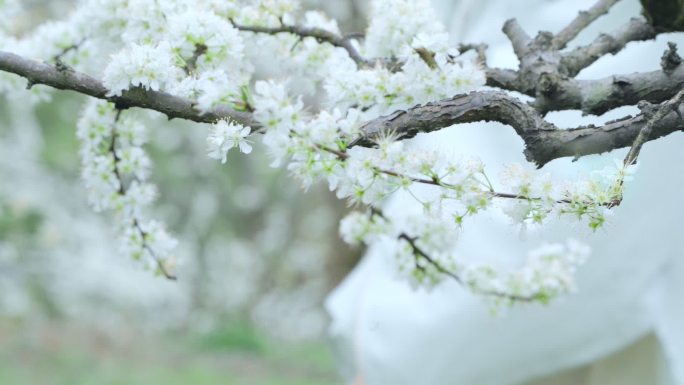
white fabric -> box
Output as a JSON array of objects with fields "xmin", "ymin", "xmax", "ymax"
[
  {"xmin": 326, "ymin": 0, "xmax": 684, "ymax": 384},
  {"xmin": 527, "ymin": 333, "xmax": 674, "ymax": 385}
]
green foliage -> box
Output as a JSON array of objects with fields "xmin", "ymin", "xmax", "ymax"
[
  {"xmin": 640, "ymin": 0, "xmax": 684, "ymax": 31},
  {"xmin": 0, "ymin": 203, "xmax": 43, "ymax": 238},
  {"xmin": 0, "ymin": 322, "xmax": 341, "ymax": 385},
  {"xmin": 195, "ymin": 319, "xmax": 266, "ymax": 353},
  {"xmin": 34, "ymin": 95, "xmax": 83, "ymax": 173}
]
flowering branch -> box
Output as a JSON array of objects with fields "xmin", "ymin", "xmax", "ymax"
[
  {"xmin": 230, "ymin": 21, "xmax": 382, "ymax": 69},
  {"xmin": 398, "ymin": 233, "xmax": 544, "ymax": 303},
  {"xmin": 0, "ymin": 0, "xmax": 673, "ymax": 300},
  {"xmin": 0, "ymin": 51, "xmax": 257, "ymax": 127},
  {"xmin": 3, "ymin": 47, "xmax": 684, "ymax": 168},
  {"xmin": 108, "ymin": 110, "xmax": 177, "ymax": 280},
  {"xmin": 342, "ymin": 203, "xmax": 592, "ymax": 304},
  {"xmin": 317, "ymin": 139, "xmax": 580, "ymax": 205}
]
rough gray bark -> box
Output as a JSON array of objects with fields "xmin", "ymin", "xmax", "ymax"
[
  {"xmin": 357, "ymin": 91, "xmax": 684, "ymax": 166},
  {"xmin": 532, "ymin": 64, "xmax": 684, "ymax": 115}
]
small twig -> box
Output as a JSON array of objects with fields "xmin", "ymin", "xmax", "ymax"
[
  {"xmin": 458, "ymin": 43, "xmax": 488, "ymax": 65},
  {"xmin": 552, "ymin": 0, "xmax": 621, "ymax": 50},
  {"xmin": 183, "ymin": 43, "xmax": 208, "ymax": 75},
  {"xmin": 624, "ymin": 89, "xmax": 684, "ymax": 166},
  {"xmin": 109, "ymin": 109, "xmax": 126, "ymax": 194},
  {"xmin": 134, "ymin": 220, "xmax": 178, "ymax": 281},
  {"xmin": 52, "ymin": 38, "xmax": 87, "ymax": 64},
  {"xmin": 231, "ymin": 21, "xmax": 376, "ymax": 69},
  {"xmin": 560, "ymin": 17, "xmax": 656, "ymax": 77},
  {"xmin": 414, "ymin": 47, "xmax": 437, "ymax": 69},
  {"xmin": 315, "ymin": 141, "xmax": 583, "ymax": 205},
  {"xmin": 398, "ymin": 233, "xmax": 464, "ymax": 284},
  {"xmin": 397, "ymin": 233, "xmax": 535, "ymax": 302}
]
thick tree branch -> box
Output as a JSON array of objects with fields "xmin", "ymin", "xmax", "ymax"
[
  {"xmin": 523, "ymin": 110, "xmax": 684, "ymax": 166},
  {"xmin": 0, "ymin": 51, "xmax": 258, "ymax": 127},
  {"xmin": 534, "ymin": 59, "xmax": 684, "ymax": 115},
  {"xmin": 552, "ymin": 0, "xmax": 621, "ymax": 50},
  {"xmin": 359, "ymin": 91, "xmax": 551, "ymax": 142},
  {"xmin": 481, "ymin": 15, "xmax": 662, "ymax": 116},
  {"xmin": 358, "ymin": 91, "xmax": 684, "ymax": 166},
  {"xmin": 4, "ymin": 49, "xmax": 677, "ymax": 168}
]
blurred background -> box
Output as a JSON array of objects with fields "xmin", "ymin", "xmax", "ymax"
[
  {"xmin": 0, "ymin": 1, "xmax": 372, "ymax": 384},
  {"xmin": 6, "ymin": 1, "xmax": 684, "ymax": 384}
]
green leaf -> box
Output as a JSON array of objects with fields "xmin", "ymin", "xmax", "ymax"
[{"xmin": 640, "ymin": 0, "xmax": 684, "ymax": 30}]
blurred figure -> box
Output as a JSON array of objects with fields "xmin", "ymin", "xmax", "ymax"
[{"xmin": 327, "ymin": 0, "xmax": 684, "ymax": 384}]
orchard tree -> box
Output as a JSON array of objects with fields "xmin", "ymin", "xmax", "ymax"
[{"xmin": 0, "ymin": 0, "xmax": 681, "ymax": 305}]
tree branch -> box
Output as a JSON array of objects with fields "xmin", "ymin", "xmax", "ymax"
[
  {"xmin": 358, "ymin": 91, "xmax": 684, "ymax": 166},
  {"xmin": 358, "ymin": 91, "xmax": 551, "ymax": 143},
  {"xmin": 552, "ymin": 0, "xmax": 621, "ymax": 50},
  {"xmin": 503, "ymin": 19, "xmax": 532, "ymax": 59},
  {"xmin": 534, "ymin": 57, "xmax": 684, "ymax": 115},
  {"xmin": 624, "ymin": 89, "xmax": 684, "ymax": 165},
  {"xmin": 523, "ymin": 109, "xmax": 684, "ymax": 166},
  {"xmin": 480, "ymin": 15, "xmax": 662, "ymax": 116},
  {"xmin": 231, "ymin": 21, "xmax": 401, "ymax": 70},
  {"xmin": 485, "ymin": 67, "xmax": 520, "ymax": 89},
  {"xmin": 560, "ymin": 17, "xmax": 657, "ymax": 77},
  {"xmin": 6, "ymin": 48, "xmax": 674, "ymax": 168},
  {"xmin": 0, "ymin": 51, "xmax": 258, "ymax": 127}
]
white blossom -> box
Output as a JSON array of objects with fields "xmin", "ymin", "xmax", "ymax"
[
  {"xmin": 103, "ymin": 41, "xmax": 181, "ymax": 96},
  {"xmin": 0, "ymin": 0, "xmax": 637, "ymax": 301},
  {"xmin": 206, "ymin": 120, "xmax": 252, "ymax": 164},
  {"xmin": 77, "ymin": 100, "xmax": 177, "ymax": 274}
]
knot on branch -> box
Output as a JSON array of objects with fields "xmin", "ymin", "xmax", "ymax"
[
  {"xmin": 612, "ymin": 76, "xmax": 631, "ymax": 87},
  {"xmin": 537, "ymin": 72, "xmax": 561, "ymax": 95},
  {"xmin": 55, "ymin": 60, "xmax": 72, "ymax": 73},
  {"xmin": 533, "ymin": 31, "xmax": 555, "ymax": 50},
  {"xmin": 637, "ymin": 100, "xmax": 658, "ymax": 117},
  {"xmin": 661, "ymin": 42, "xmax": 682, "ymax": 74}
]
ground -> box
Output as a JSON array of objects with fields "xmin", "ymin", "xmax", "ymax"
[{"xmin": 0, "ymin": 320, "xmax": 342, "ymax": 385}]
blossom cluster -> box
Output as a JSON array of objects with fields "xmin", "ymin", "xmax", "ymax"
[
  {"xmin": 77, "ymin": 100, "xmax": 177, "ymax": 277},
  {"xmin": 331, "ymin": 150, "xmax": 631, "ymax": 303},
  {"xmin": 326, "ymin": 0, "xmax": 485, "ymax": 114},
  {"xmin": 0, "ymin": 0, "xmax": 638, "ymax": 303},
  {"xmin": 340, "ymin": 208, "xmax": 592, "ymax": 304},
  {"xmin": 244, "ymin": 73, "xmax": 634, "ymax": 303}
]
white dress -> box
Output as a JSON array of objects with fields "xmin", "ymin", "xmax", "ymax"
[{"xmin": 326, "ymin": 0, "xmax": 684, "ymax": 384}]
